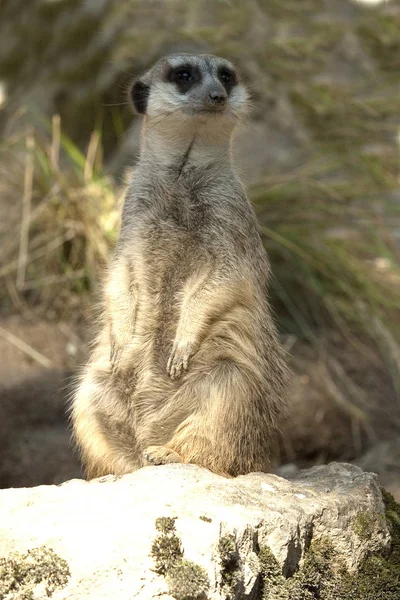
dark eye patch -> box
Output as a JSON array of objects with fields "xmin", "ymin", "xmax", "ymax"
[
  {"xmin": 218, "ymin": 67, "xmax": 238, "ymax": 94},
  {"xmin": 166, "ymin": 64, "xmax": 201, "ymax": 94},
  {"xmin": 130, "ymin": 80, "xmax": 150, "ymax": 114}
]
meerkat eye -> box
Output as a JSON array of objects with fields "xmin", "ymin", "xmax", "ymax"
[
  {"xmin": 218, "ymin": 67, "xmax": 238, "ymax": 93},
  {"xmin": 176, "ymin": 68, "xmax": 192, "ymax": 81},
  {"xmin": 220, "ymin": 70, "xmax": 232, "ymax": 84},
  {"xmin": 167, "ymin": 64, "xmax": 200, "ymax": 93}
]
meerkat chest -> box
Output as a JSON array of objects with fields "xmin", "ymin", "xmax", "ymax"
[
  {"xmin": 159, "ymin": 182, "xmax": 212, "ymax": 233},
  {"xmin": 122, "ymin": 176, "xmax": 236, "ymax": 279},
  {"xmin": 134, "ymin": 180, "xmax": 215, "ymax": 243},
  {"xmin": 143, "ymin": 202, "xmax": 212, "ymax": 275}
]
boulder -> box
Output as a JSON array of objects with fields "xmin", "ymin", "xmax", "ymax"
[{"xmin": 0, "ymin": 462, "xmax": 398, "ymax": 599}]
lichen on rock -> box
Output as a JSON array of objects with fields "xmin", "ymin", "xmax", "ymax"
[
  {"xmin": 218, "ymin": 534, "xmax": 240, "ymax": 591},
  {"xmin": 151, "ymin": 517, "xmax": 183, "ymax": 575},
  {"xmin": 0, "ymin": 546, "xmax": 70, "ymax": 600},
  {"xmin": 258, "ymin": 489, "xmax": 400, "ymax": 600},
  {"xmin": 0, "ymin": 463, "xmax": 396, "ymax": 598},
  {"xmin": 166, "ymin": 560, "xmax": 209, "ymax": 600},
  {"xmin": 353, "ymin": 510, "xmax": 376, "ymax": 541},
  {"xmin": 150, "ymin": 515, "xmax": 209, "ymax": 600}
]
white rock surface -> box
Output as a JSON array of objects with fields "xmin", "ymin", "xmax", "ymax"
[{"xmin": 0, "ymin": 462, "xmax": 391, "ymax": 599}]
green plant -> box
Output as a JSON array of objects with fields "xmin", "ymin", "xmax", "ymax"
[{"xmin": 0, "ymin": 116, "xmax": 120, "ymax": 317}]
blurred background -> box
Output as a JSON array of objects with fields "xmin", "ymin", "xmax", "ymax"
[{"xmin": 1, "ymin": 0, "xmax": 400, "ymax": 498}]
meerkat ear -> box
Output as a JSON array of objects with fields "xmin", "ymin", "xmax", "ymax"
[{"xmin": 130, "ymin": 79, "xmax": 150, "ymax": 115}]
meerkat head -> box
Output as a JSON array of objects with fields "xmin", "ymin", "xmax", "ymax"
[{"xmin": 129, "ymin": 54, "xmax": 248, "ymax": 140}]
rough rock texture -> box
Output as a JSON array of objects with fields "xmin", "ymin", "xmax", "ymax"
[{"xmin": 0, "ymin": 462, "xmax": 392, "ymax": 599}]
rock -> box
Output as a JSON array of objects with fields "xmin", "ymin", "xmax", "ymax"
[
  {"xmin": 355, "ymin": 439, "xmax": 400, "ymax": 502},
  {"xmin": 0, "ymin": 462, "xmax": 395, "ymax": 599}
]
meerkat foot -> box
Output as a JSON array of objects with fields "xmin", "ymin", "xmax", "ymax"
[
  {"xmin": 167, "ymin": 340, "xmax": 196, "ymax": 380},
  {"xmin": 143, "ymin": 445, "xmax": 183, "ymax": 466}
]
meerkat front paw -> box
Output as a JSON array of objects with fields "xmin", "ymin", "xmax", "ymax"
[
  {"xmin": 167, "ymin": 340, "xmax": 196, "ymax": 380},
  {"xmin": 143, "ymin": 445, "xmax": 183, "ymax": 465}
]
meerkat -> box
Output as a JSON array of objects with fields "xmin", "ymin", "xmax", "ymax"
[{"xmin": 71, "ymin": 53, "xmax": 289, "ymax": 479}]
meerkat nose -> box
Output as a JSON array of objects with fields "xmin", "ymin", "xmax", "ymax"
[{"xmin": 207, "ymin": 90, "xmax": 227, "ymax": 109}]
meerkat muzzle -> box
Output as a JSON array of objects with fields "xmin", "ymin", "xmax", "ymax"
[{"xmin": 206, "ymin": 89, "xmax": 227, "ymax": 109}]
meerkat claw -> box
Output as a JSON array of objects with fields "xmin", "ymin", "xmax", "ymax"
[
  {"xmin": 167, "ymin": 344, "xmax": 191, "ymax": 379},
  {"xmin": 143, "ymin": 445, "xmax": 183, "ymax": 465}
]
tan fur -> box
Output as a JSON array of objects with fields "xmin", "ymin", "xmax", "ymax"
[{"xmin": 71, "ymin": 54, "xmax": 290, "ymax": 478}]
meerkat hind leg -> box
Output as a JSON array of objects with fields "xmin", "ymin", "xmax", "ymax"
[
  {"xmin": 155, "ymin": 358, "xmax": 273, "ymax": 476},
  {"xmin": 143, "ymin": 445, "xmax": 183, "ymax": 466},
  {"xmin": 72, "ymin": 366, "xmax": 142, "ymax": 478}
]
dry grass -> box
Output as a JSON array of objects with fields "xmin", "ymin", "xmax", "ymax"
[
  {"xmin": 0, "ymin": 116, "xmax": 121, "ymax": 320},
  {"xmin": 1, "ymin": 115, "xmax": 400, "ymax": 367},
  {"xmin": 251, "ymin": 162, "xmax": 400, "ymax": 455}
]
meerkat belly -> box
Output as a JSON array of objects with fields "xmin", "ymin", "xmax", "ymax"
[{"xmin": 135, "ymin": 223, "xmax": 209, "ymax": 367}]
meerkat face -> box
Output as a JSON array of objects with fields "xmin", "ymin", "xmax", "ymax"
[{"xmin": 130, "ymin": 54, "xmax": 248, "ymax": 135}]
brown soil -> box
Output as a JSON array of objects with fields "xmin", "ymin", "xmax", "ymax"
[{"xmin": 0, "ymin": 316, "xmax": 83, "ymax": 487}]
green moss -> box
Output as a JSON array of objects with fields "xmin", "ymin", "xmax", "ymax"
[
  {"xmin": 0, "ymin": 546, "xmax": 70, "ymax": 600},
  {"xmin": 150, "ymin": 517, "xmax": 210, "ymax": 599},
  {"xmin": 218, "ymin": 534, "xmax": 240, "ymax": 589},
  {"xmin": 151, "ymin": 518, "xmax": 182, "ymax": 576},
  {"xmin": 294, "ymin": 540, "xmax": 336, "ymax": 598},
  {"xmin": 166, "ymin": 560, "xmax": 209, "ymax": 600},
  {"xmin": 257, "ymin": 492, "xmax": 400, "ymax": 600},
  {"xmin": 259, "ymin": 539, "xmax": 336, "ymax": 599},
  {"xmin": 155, "ymin": 517, "xmax": 178, "ymax": 535},
  {"xmin": 381, "ymin": 489, "xmax": 400, "ymax": 572},
  {"xmin": 339, "ymin": 490, "xmax": 400, "ymax": 600},
  {"xmin": 258, "ymin": 546, "xmax": 284, "ymax": 598},
  {"xmin": 354, "ymin": 511, "xmax": 376, "ymax": 541}
]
